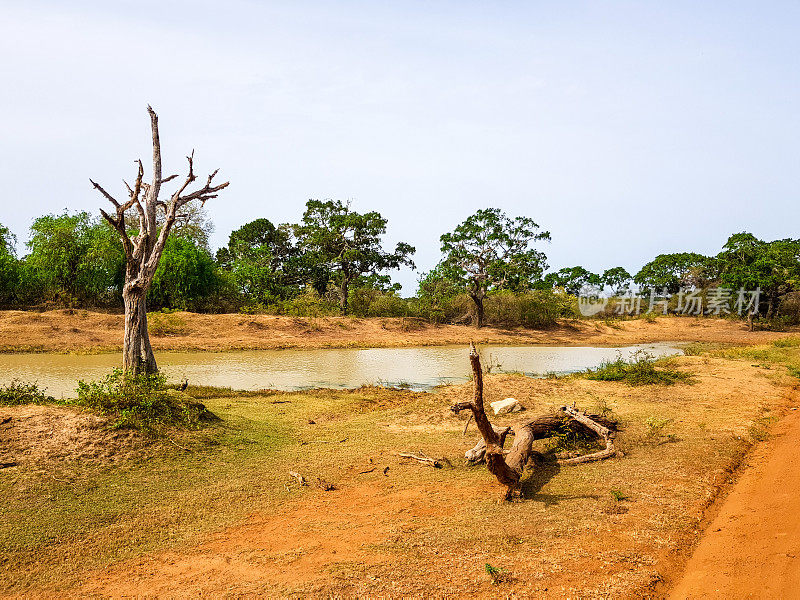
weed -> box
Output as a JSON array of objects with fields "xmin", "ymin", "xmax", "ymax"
[
  {"xmin": 641, "ymin": 312, "xmax": 658, "ymax": 323},
  {"xmin": 485, "ymin": 563, "xmax": 507, "ymax": 585},
  {"xmin": 585, "ymin": 350, "xmax": 692, "ymax": 386},
  {"xmin": 774, "ymin": 337, "xmax": 800, "ymax": 348},
  {"xmin": 482, "ymin": 353, "xmax": 503, "ymax": 374},
  {"xmin": 0, "ymin": 381, "xmax": 55, "ymax": 406},
  {"xmin": 75, "ymin": 369, "xmax": 217, "ymax": 433},
  {"xmin": 610, "ymin": 489, "xmax": 629, "ymax": 502},
  {"xmin": 644, "ymin": 416, "xmax": 676, "ymax": 444}
]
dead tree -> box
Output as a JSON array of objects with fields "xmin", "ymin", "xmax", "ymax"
[
  {"xmin": 452, "ymin": 343, "xmax": 617, "ymax": 500},
  {"xmin": 91, "ymin": 106, "xmax": 229, "ymax": 374}
]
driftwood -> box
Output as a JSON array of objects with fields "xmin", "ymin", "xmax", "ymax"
[
  {"xmin": 399, "ymin": 451, "xmax": 445, "ymax": 468},
  {"xmin": 464, "ymin": 413, "xmax": 618, "ymax": 464},
  {"xmin": 289, "ymin": 471, "xmax": 307, "ymax": 486},
  {"xmin": 452, "ymin": 343, "xmax": 618, "ymax": 500}
]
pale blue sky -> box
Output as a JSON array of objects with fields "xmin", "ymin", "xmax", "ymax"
[{"xmin": 1, "ymin": 1, "xmax": 798, "ymax": 293}]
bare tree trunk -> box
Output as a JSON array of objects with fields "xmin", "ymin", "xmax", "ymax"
[
  {"xmin": 93, "ymin": 106, "xmax": 228, "ymax": 375},
  {"xmin": 122, "ymin": 288, "xmax": 156, "ymax": 374},
  {"xmin": 470, "ymin": 293, "xmax": 486, "ymax": 328},
  {"xmin": 341, "ymin": 278, "xmax": 349, "ymax": 315}
]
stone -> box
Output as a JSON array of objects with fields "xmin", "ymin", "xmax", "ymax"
[{"xmin": 490, "ymin": 397, "xmax": 524, "ymax": 415}]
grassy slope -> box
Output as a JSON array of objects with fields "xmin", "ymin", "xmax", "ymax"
[{"xmin": 3, "ymin": 344, "xmax": 799, "ymax": 597}]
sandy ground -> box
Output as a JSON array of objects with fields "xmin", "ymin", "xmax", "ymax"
[
  {"xmin": 0, "ymin": 404, "xmax": 144, "ymax": 470},
  {"xmin": 0, "ymin": 309, "xmax": 794, "ymax": 353},
  {"xmin": 669, "ymin": 404, "xmax": 800, "ymax": 598},
  {"xmin": 37, "ymin": 358, "xmax": 792, "ymax": 598}
]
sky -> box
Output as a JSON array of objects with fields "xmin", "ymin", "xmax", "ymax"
[{"xmin": 1, "ymin": 1, "xmax": 798, "ymax": 293}]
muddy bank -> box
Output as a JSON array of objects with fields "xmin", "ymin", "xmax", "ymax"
[{"xmin": 0, "ymin": 310, "xmax": 793, "ymax": 354}]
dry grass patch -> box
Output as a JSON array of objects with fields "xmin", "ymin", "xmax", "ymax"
[{"xmin": 1, "ymin": 352, "xmax": 794, "ymax": 597}]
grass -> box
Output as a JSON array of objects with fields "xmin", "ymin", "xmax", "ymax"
[
  {"xmin": 0, "ymin": 380, "xmax": 54, "ymax": 406},
  {"xmin": 0, "ymin": 351, "xmax": 792, "ymax": 597},
  {"xmin": 707, "ymin": 339, "xmax": 800, "ymax": 379},
  {"xmin": 584, "ymin": 350, "xmax": 693, "ymax": 385}
]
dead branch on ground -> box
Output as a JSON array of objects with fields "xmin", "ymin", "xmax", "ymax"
[{"xmin": 451, "ymin": 343, "xmax": 618, "ymax": 501}]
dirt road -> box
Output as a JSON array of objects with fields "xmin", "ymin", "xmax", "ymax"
[{"xmin": 670, "ymin": 407, "xmax": 800, "ymax": 599}]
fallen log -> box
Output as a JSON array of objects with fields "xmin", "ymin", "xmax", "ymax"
[{"xmin": 452, "ymin": 343, "xmax": 618, "ymax": 500}]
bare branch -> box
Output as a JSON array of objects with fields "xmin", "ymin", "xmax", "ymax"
[{"xmin": 90, "ymin": 179, "xmax": 120, "ymax": 208}]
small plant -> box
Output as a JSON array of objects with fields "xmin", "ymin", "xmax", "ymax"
[
  {"xmin": 610, "ymin": 489, "xmax": 629, "ymax": 502},
  {"xmin": 482, "ymin": 353, "xmax": 503, "ymax": 374},
  {"xmin": 0, "ymin": 380, "xmax": 55, "ymax": 406},
  {"xmin": 641, "ymin": 311, "xmax": 658, "ymax": 323},
  {"xmin": 644, "ymin": 416, "xmax": 675, "ymax": 443},
  {"xmin": 484, "ymin": 563, "xmax": 507, "ymax": 585},
  {"xmin": 773, "ymin": 337, "xmax": 800, "ymax": 348},
  {"xmin": 585, "ymin": 350, "xmax": 692, "ymax": 386},
  {"xmin": 76, "ymin": 369, "xmax": 216, "ymax": 433}
]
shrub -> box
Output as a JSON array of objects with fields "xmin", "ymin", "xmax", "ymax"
[
  {"xmin": 778, "ymin": 291, "xmax": 800, "ymax": 326},
  {"xmin": 485, "ymin": 290, "xmax": 578, "ymax": 329},
  {"xmin": 0, "ymin": 381, "xmax": 55, "ymax": 406},
  {"xmin": 585, "ymin": 350, "xmax": 692, "ymax": 385},
  {"xmin": 367, "ymin": 293, "xmax": 408, "ymax": 317},
  {"xmin": 76, "ymin": 369, "xmax": 216, "ymax": 433},
  {"xmin": 148, "ymin": 311, "xmax": 189, "ymax": 336}
]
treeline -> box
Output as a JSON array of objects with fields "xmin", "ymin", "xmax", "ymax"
[{"xmin": 1, "ymin": 202, "xmax": 799, "ymax": 327}]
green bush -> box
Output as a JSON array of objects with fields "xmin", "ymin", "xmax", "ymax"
[
  {"xmin": 76, "ymin": 369, "xmax": 216, "ymax": 433},
  {"xmin": 585, "ymin": 350, "xmax": 692, "ymax": 385},
  {"xmin": 0, "ymin": 381, "xmax": 55, "ymax": 406},
  {"xmin": 485, "ymin": 290, "xmax": 579, "ymax": 328},
  {"xmin": 148, "ymin": 311, "xmax": 189, "ymax": 336},
  {"xmin": 778, "ymin": 292, "xmax": 800, "ymax": 326}
]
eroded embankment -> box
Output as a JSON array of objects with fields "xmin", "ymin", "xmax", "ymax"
[{"xmin": 0, "ymin": 309, "xmax": 793, "ymax": 353}]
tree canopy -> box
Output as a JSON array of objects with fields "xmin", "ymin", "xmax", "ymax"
[
  {"xmin": 717, "ymin": 232, "xmax": 800, "ymax": 315},
  {"xmin": 634, "ymin": 252, "xmax": 717, "ymax": 293},
  {"xmin": 543, "ymin": 266, "xmax": 601, "ymax": 296},
  {"xmin": 294, "ymin": 200, "xmax": 415, "ymax": 314},
  {"xmin": 25, "ymin": 211, "xmax": 124, "ymax": 306},
  {"xmin": 437, "ymin": 208, "xmax": 550, "ymax": 327}
]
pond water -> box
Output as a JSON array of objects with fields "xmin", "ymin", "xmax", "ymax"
[{"xmin": 0, "ymin": 343, "xmax": 682, "ymax": 398}]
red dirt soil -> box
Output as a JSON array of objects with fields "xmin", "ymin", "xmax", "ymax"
[{"xmin": 669, "ymin": 407, "xmax": 800, "ymax": 598}]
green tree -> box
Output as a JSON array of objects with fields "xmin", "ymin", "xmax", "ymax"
[
  {"xmin": 717, "ymin": 233, "xmax": 800, "ymax": 316},
  {"xmin": 634, "ymin": 252, "xmax": 716, "ymax": 294},
  {"xmin": 601, "ymin": 267, "xmax": 632, "ymax": 294},
  {"xmin": 216, "ymin": 218, "xmax": 315, "ymax": 304},
  {"xmin": 543, "ymin": 266, "xmax": 601, "ymax": 296},
  {"xmin": 25, "ymin": 211, "xmax": 124, "ymax": 306},
  {"xmin": 438, "ymin": 208, "xmax": 550, "ymax": 327},
  {"xmin": 295, "ymin": 200, "xmax": 415, "ymax": 315},
  {"xmin": 148, "ymin": 236, "xmax": 220, "ymax": 310},
  {"xmin": 0, "ymin": 223, "xmax": 16, "ymax": 256},
  {"xmin": 0, "ymin": 223, "xmax": 20, "ymax": 306}
]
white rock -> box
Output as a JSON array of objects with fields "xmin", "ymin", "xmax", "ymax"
[{"xmin": 490, "ymin": 397, "xmax": 523, "ymax": 415}]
